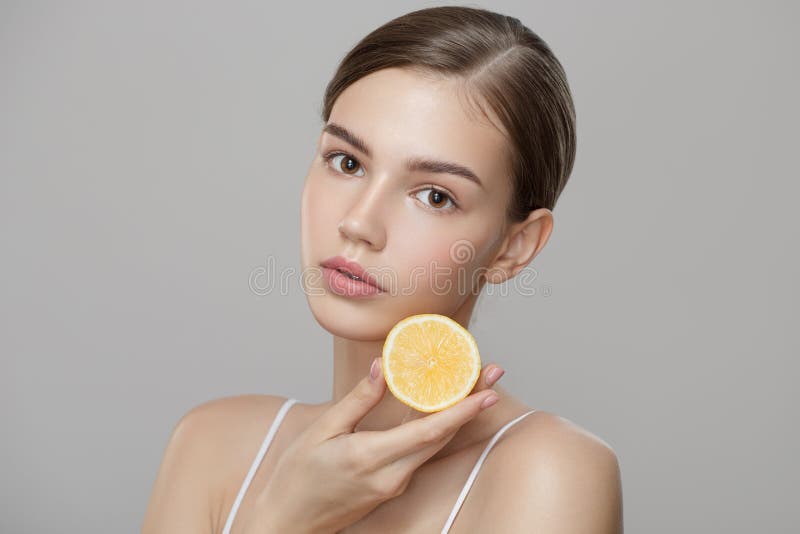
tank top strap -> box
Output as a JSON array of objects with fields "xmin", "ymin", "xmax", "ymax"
[
  {"xmin": 440, "ymin": 409, "xmax": 538, "ymax": 534},
  {"xmin": 221, "ymin": 397, "xmax": 298, "ymax": 534}
]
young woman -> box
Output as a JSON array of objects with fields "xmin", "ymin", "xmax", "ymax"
[{"xmin": 143, "ymin": 6, "xmax": 623, "ymax": 533}]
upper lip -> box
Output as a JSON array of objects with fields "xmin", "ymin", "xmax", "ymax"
[{"xmin": 321, "ymin": 255, "xmax": 385, "ymax": 292}]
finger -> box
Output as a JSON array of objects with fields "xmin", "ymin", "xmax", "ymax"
[
  {"xmin": 394, "ymin": 363, "xmax": 505, "ymax": 425},
  {"xmin": 314, "ymin": 357, "xmax": 387, "ymax": 439},
  {"xmin": 362, "ymin": 386, "xmax": 498, "ymax": 469},
  {"xmin": 471, "ymin": 362, "xmax": 505, "ymax": 394}
]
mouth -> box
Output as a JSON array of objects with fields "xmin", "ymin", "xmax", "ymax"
[
  {"xmin": 320, "ymin": 255, "xmax": 385, "ymax": 292},
  {"xmin": 335, "ymin": 267, "xmax": 364, "ymax": 281}
]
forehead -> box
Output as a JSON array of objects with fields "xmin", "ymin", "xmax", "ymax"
[{"xmin": 325, "ymin": 67, "xmax": 512, "ymax": 186}]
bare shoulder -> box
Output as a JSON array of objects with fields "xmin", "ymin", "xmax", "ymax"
[
  {"xmin": 490, "ymin": 410, "xmax": 624, "ymax": 533},
  {"xmin": 178, "ymin": 394, "xmax": 290, "ymax": 440},
  {"xmin": 168, "ymin": 394, "xmax": 292, "ymax": 474},
  {"xmin": 141, "ymin": 394, "xmax": 290, "ymax": 534},
  {"xmin": 515, "ymin": 409, "xmax": 619, "ymax": 460}
]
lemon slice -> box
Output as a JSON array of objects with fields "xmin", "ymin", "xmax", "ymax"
[{"xmin": 382, "ymin": 313, "xmax": 481, "ymax": 413}]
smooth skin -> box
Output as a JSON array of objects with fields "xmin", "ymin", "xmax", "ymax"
[{"xmin": 142, "ymin": 67, "xmax": 623, "ymax": 533}]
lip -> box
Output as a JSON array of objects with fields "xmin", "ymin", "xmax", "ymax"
[{"xmin": 320, "ymin": 255, "xmax": 385, "ymax": 293}]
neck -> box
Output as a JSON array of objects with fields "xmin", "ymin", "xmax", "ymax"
[{"xmin": 332, "ymin": 335, "xmax": 416, "ymax": 429}]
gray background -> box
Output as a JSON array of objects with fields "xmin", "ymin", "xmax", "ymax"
[{"xmin": 1, "ymin": 1, "xmax": 797, "ymax": 532}]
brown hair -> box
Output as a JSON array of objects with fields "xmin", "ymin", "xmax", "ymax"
[{"xmin": 320, "ymin": 5, "xmax": 576, "ymax": 222}]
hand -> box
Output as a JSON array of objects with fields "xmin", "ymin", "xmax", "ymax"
[{"xmin": 241, "ymin": 358, "xmax": 505, "ymax": 534}]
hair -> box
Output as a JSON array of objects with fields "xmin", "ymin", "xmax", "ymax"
[{"xmin": 320, "ymin": 5, "xmax": 576, "ymax": 223}]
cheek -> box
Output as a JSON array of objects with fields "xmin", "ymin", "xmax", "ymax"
[
  {"xmin": 302, "ymin": 173, "xmax": 339, "ymax": 230},
  {"xmin": 301, "ymin": 172, "xmax": 336, "ymax": 265},
  {"xmin": 396, "ymin": 216, "xmax": 503, "ymax": 296},
  {"xmin": 303, "ymin": 171, "xmax": 325, "ymax": 214},
  {"xmin": 388, "ymin": 229, "xmax": 480, "ymax": 296}
]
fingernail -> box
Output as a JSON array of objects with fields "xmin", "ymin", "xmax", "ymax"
[
  {"xmin": 486, "ymin": 367, "xmax": 505, "ymax": 386},
  {"xmin": 480, "ymin": 393, "xmax": 499, "ymax": 409},
  {"xmin": 370, "ymin": 358, "xmax": 381, "ymax": 381}
]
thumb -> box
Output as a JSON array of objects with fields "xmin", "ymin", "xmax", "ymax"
[{"xmin": 317, "ymin": 357, "xmax": 387, "ymax": 438}]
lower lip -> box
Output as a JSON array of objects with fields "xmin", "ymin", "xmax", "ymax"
[{"xmin": 321, "ymin": 267, "xmax": 383, "ymax": 298}]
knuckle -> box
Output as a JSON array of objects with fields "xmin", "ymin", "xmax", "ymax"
[
  {"xmin": 420, "ymin": 425, "xmax": 444, "ymax": 445},
  {"xmin": 356, "ymin": 440, "xmax": 381, "ymax": 471},
  {"xmin": 342, "ymin": 438, "xmax": 376, "ymax": 474},
  {"xmin": 350, "ymin": 391, "xmax": 369, "ymax": 405},
  {"xmin": 388, "ymin": 482, "xmax": 405, "ymax": 498},
  {"xmin": 367, "ymin": 475, "xmax": 388, "ymax": 497},
  {"xmin": 351, "ymin": 380, "xmax": 374, "ymax": 402},
  {"xmin": 393, "ymin": 473, "xmax": 411, "ymax": 496},
  {"xmin": 391, "ymin": 467, "xmax": 412, "ymax": 497},
  {"xmin": 342, "ymin": 441, "xmax": 365, "ymax": 470},
  {"xmin": 373, "ymin": 474, "xmax": 405, "ymax": 499}
]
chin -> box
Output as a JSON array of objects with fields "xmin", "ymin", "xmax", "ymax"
[
  {"xmin": 308, "ymin": 287, "xmax": 469, "ymax": 340},
  {"xmin": 305, "ymin": 293, "xmax": 394, "ymax": 341}
]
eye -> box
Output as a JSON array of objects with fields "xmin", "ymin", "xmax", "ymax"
[
  {"xmin": 413, "ymin": 187, "xmax": 458, "ymax": 213},
  {"xmin": 322, "ymin": 151, "xmax": 365, "ymax": 177}
]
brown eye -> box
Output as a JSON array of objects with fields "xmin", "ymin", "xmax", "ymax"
[
  {"xmin": 413, "ymin": 187, "xmax": 456, "ymax": 212},
  {"xmin": 429, "ymin": 190, "xmax": 447, "ymax": 207},
  {"xmin": 326, "ymin": 153, "xmax": 365, "ymax": 177}
]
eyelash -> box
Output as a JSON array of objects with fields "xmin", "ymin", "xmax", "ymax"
[{"xmin": 321, "ymin": 150, "xmax": 459, "ymax": 213}]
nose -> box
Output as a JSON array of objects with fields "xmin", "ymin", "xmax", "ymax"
[{"xmin": 337, "ymin": 181, "xmax": 388, "ymax": 250}]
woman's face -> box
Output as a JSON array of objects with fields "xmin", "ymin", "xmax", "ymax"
[{"xmin": 301, "ymin": 67, "xmax": 515, "ymax": 340}]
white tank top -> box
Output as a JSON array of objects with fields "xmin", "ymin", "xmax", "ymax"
[{"xmin": 221, "ymin": 397, "xmax": 537, "ymax": 534}]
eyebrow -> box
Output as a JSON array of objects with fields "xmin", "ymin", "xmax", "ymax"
[{"xmin": 322, "ymin": 122, "xmax": 484, "ymax": 188}]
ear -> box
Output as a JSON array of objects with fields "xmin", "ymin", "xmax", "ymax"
[{"xmin": 485, "ymin": 208, "xmax": 553, "ymax": 284}]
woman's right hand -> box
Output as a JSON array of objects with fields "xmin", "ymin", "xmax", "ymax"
[{"xmin": 241, "ymin": 357, "xmax": 505, "ymax": 534}]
